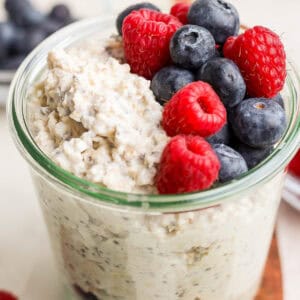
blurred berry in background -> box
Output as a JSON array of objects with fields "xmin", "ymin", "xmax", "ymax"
[
  {"xmin": 0, "ymin": 0, "xmax": 74, "ymax": 70},
  {"xmin": 289, "ymin": 150, "xmax": 300, "ymax": 177},
  {"xmin": 284, "ymin": 149, "xmax": 300, "ymax": 211}
]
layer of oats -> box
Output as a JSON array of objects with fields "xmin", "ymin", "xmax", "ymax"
[{"xmin": 28, "ymin": 38, "xmax": 168, "ymax": 194}]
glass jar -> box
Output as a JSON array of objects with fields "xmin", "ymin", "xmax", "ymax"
[{"xmin": 7, "ymin": 17, "xmax": 300, "ymax": 300}]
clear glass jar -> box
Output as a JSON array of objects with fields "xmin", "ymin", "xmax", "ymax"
[{"xmin": 7, "ymin": 17, "xmax": 300, "ymax": 300}]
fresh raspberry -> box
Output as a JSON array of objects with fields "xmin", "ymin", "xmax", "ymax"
[
  {"xmin": 289, "ymin": 150, "xmax": 300, "ymax": 177},
  {"xmin": 0, "ymin": 291, "xmax": 17, "ymax": 300},
  {"xmin": 156, "ymin": 135, "xmax": 220, "ymax": 194},
  {"xmin": 162, "ymin": 81, "xmax": 227, "ymax": 137},
  {"xmin": 122, "ymin": 9, "xmax": 182, "ymax": 79},
  {"xmin": 170, "ymin": 3, "xmax": 190, "ymax": 25},
  {"xmin": 223, "ymin": 26, "xmax": 286, "ymax": 98}
]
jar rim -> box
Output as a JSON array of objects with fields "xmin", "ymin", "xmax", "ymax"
[{"xmin": 7, "ymin": 17, "xmax": 300, "ymax": 211}]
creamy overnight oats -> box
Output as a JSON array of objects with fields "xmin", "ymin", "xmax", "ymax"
[
  {"xmin": 32, "ymin": 169, "xmax": 283, "ymax": 300},
  {"xmin": 28, "ymin": 38, "xmax": 168, "ymax": 194},
  {"xmin": 8, "ymin": 1, "xmax": 300, "ymax": 300}
]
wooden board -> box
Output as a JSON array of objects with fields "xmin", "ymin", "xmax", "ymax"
[{"xmin": 255, "ymin": 236, "xmax": 283, "ymax": 300}]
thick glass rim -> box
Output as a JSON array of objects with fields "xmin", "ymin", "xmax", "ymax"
[{"xmin": 7, "ymin": 17, "xmax": 300, "ymax": 210}]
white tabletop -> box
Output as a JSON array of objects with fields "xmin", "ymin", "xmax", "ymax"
[{"xmin": 1, "ymin": 0, "xmax": 300, "ymax": 299}]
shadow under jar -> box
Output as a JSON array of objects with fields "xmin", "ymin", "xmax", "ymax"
[{"xmin": 7, "ymin": 17, "xmax": 300, "ymax": 300}]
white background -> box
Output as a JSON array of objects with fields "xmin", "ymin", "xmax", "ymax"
[{"xmin": 1, "ymin": 0, "xmax": 300, "ymax": 299}]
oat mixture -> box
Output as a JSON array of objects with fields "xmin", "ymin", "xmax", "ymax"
[
  {"xmin": 27, "ymin": 36, "xmax": 284, "ymax": 300},
  {"xmin": 29, "ymin": 38, "xmax": 168, "ymax": 194}
]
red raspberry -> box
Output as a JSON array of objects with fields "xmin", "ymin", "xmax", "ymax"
[
  {"xmin": 170, "ymin": 2, "xmax": 190, "ymax": 25},
  {"xmin": 289, "ymin": 150, "xmax": 300, "ymax": 177},
  {"xmin": 162, "ymin": 81, "xmax": 227, "ymax": 137},
  {"xmin": 156, "ymin": 135, "xmax": 220, "ymax": 194},
  {"xmin": 0, "ymin": 291, "xmax": 17, "ymax": 300},
  {"xmin": 122, "ymin": 9, "xmax": 182, "ymax": 79},
  {"xmin": 223, "ymin": 26, "xmax": 286, "ymax": 98}
]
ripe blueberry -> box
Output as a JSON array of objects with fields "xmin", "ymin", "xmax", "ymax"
[
  {"xmin": 151, "ymin": 66, "xmax": 194, "ymax": 105},
  {"xmin": 170, "ymin": 25, "xmax": 216, "ymax": 69},
  {"xmin": 197, "ymin": 57, "xmax": 246, "ymax": 108},
  {"xmin": 206, "ymin": 123, "xmax": 231, "ymax": 145},
  {"xmin": 273, "ymin": 93, "xmax": 284, "ymax": 109},
  {"xmin": 212, "ymin": 143, "xmax": 248, "ymax": 183},
  {"xmin": 234, "ymin": 142, "xmax": 274, "ymax": 169},
  {"xmin": 188, "ymin": 0, "xmax": 239, "ymax": 44},
  {"xmin": 232, "ymin": 98, "xmax": 287, "ymax": 148}
]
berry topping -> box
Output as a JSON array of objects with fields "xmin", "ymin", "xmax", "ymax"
[
  {"xmin": 123, "ymin": 9, "xmax": 182, "ymax": 79},
  {"xmin": 170, "ymin": 25, "xmax": 216, "ymax": 69},
  {"xmin": 116, "ymin": 2, "xmax": 160, "ymax": 36},
  {"xmin": 170, "ymin": 2, "xmax": 190, "ymax": 25},
  {"xmin": 206, "ymin": 123, "xmax": 231, "ymax": 145},
  {"xmin": 188, "ymin": 0, "xmax": 240, "ymax": 44},
  {"xmin": 272, "ymin": 93, "xmax": 284, "ymax": 108},
  {"xmin": 197, "ymin": 57, "xmax": 246, "ymax": 108},
  {"xmin": 213, "ymin": 47, "xmax": 222, "ymax": 58},
  {"xmin": 156, "ymin": 135, "xmax": 220, "ymax": 194},
  {"xmin": 232, "ymin": 98, "xmax": 287, "ymax": 148},
  {"xmin": 234, "ymin": 142, "xmax": 273, "ymax": 169},
  {"xmin": 162, "ymin": 81, "xmax": 227, "ymax": 137},
  {"xmin": 212, "ymin": 144, "xmax": 248, "ymax": 183},
  {"xmin": 289, "ymin": 151, "xmax": 300, "ymax": 177},
  {"xmin": 0, "ymin": 290, "xmax": 18, "ymax": 300},
  {"xmin": 223, "ymin": 26, "xmax": 286, "ymax": 98},
  {"xmin": 151, "ymin": 66, "xmax": 195, "ymax": 105}
]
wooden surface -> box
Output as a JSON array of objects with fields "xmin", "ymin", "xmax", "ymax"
[{"xmin": 255, "ymin": 236, "xmax": 283, "ymax": 300}]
